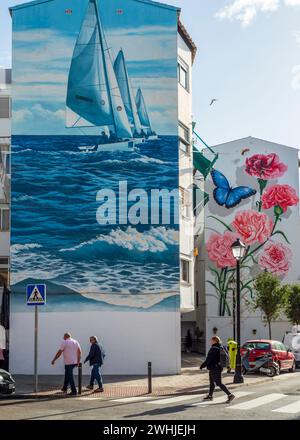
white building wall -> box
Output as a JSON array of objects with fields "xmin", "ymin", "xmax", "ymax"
[
  {"xmin": 178, "ymin": 34, "xmax": 194, "ymax": 313},
  {"xmin": 10, "ymin": 311, "xmax": 181, "ymax": 375}
]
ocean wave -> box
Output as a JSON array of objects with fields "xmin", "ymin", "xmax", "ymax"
[
  {"xmin": 12, "ymin": 194, "xmax": 33, "ymax": 202},
  {"xmin": 11, "ymin": 243, "xmax": 42, "ymax": 253},
  {"xmin": 13, "ymin": 148, "xmax": 33, "ymax": 154},
  {"xmin": 99, "ymin": 155, "xmax": 169, "ymax": 166},
  {"xmin": 80, "ymin": 291, "xmax": 178, "ymax": 309},
  {"xmin": 59, "ymin": 226, "xmax": 179, "ymax": 254}
]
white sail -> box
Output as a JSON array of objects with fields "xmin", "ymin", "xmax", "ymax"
[
  {"xmin": 114, "ymin": 49, "xmax": 142, "ymax": 134},
  {"xmin": 66, "ymin": 0, "xmax": 132, "ymax": 139},
  {"xmin": 135, "ymin": 88, "xmax": 152, "ymax": 134}
]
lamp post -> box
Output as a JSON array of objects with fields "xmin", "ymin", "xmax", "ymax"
[
  {"xmin": 229, "ymin": 277, "xmax": 236, "ymax": 341},
  {"xmin": 231, "ymin": 238, "xmax": 246, "ymax": 384}
]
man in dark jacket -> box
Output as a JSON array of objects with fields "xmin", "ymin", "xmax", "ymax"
[
  {"xmin": 84, "ymin": 336, "xmax": 105, "ymax": 392},
  {"xmin": 200, "ymin": 336, "xmax": 235, "ymax": 403}
]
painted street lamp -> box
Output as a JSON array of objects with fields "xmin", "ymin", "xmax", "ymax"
[{"xmin": 231, "ymin": 238, "xmax": 246, "ymax": 384}]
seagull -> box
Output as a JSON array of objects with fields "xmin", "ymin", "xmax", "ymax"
[{"xmin": 210, "ymin": 98, "xmax": 218, "ymax": 106}]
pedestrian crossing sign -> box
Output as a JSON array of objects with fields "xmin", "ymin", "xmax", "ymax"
[{"xmin": 26, "ymin": 284, "xmax": 46, "ymax": 306}]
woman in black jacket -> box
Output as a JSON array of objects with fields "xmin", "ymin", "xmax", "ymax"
[
  {"xmin": 200, "ymin": 336, "xmax": 235, "ymax": 403},
  {"xmin": 84, "ymin": 336, "xmax": 105, "ymax": 392}
]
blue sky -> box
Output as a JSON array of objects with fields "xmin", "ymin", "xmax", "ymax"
[{"xmin": 1, "ymin": 0, "xmax": 300, "ymax": 145}]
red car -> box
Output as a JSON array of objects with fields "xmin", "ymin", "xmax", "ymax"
[{"xmin": 241, "ymin": 340, "xmax": 296, "ymax": 373}]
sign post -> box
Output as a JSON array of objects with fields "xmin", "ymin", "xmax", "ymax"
[{"xmin": 26, "ymin": 284, "xmax": 46, "ymax": 393}]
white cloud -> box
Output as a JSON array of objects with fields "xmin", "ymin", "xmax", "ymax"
[
  {"xmin": 216, "ymin": 0, "xmax": 300, "ymax": 26},
  {"xmin": 13, "ymin": 104, "xmax": 65, "ymax": 125},
  {"xmin": 285, "ymin": 0, "xmax": 300, "ymax": 5},
  {"xmin": 293, "ymin": 30, "xmax": 300, "ymax": 45}
]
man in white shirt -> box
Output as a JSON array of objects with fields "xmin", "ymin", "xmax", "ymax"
[{"xmin": 51, "ymin": 332, "xmax": 82, "ymax": 395}]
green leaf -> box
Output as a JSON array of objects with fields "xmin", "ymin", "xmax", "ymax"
[
  {"xmin": 207, "ymin": 215, "xmax": 233, "ymax": 232},
  {"xmin": 271, "ymin": 230, "xmax": 290, "ymax": 244},
  {"xmin": 209, "ymin": 267, "xmax": 221, "ymax": 284},
  {"xmin": 206, "ymin": 280, "xmax": 220, "ymax": 293}
]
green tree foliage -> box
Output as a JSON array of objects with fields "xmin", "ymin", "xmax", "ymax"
[
  {"xmin": 283, "ymin": 284, "xmax": 300, "ymax": 326},
  {"xmin": 253, "ymin": 272, "xmax": 285, "ymax": 339}
]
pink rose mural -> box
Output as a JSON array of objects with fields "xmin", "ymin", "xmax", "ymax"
[
  {"xmin": 245, "ymin": 153, "xmax": 287, "ymax": 180},
  {"xmin": 207, "ymin": 231, "xmax": 237, "ymax": 269},
  {"xmin": 207, "ymin": 150, "xmax": 298, "ymax": 317},
  {"xmin": 262, "ymin": 184, "xmax": 299, "ymax": 213},
  {"xmin": 258, "ymin": 241, "xmax": 292, "ymax": 275},
  {"xmin": 232, "ymin": 210, "xmax": 273, "ymax": 245}
]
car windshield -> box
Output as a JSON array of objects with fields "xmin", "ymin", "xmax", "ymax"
[{"xmin": 243, "ymin": 342, "xmax": 270, "ymax": 350}]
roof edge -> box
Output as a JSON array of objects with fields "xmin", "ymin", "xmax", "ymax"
[
  {"xmin": 9, "ymin": 0, "xmax": 180, "ymax": 13},
  {"xmin": 211, "ymin": 136, "xmax": 299, "ymax": 152},
  {"xmin": 178, "ymin": 19, "xmax": 197, "ymax": 63}
]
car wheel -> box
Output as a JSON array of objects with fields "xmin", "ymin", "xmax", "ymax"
[
  {"xmin": 289, "ymin": 361, "xmax": 296, "ymax": 373},
  {"xmin": 266, "ymin": 366, "xmax": 277, "ymax": 377}
]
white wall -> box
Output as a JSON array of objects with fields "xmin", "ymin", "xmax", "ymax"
[
  {"xmin": 178, "ymin": 33, "xmax": 194, "ymax": 312},
  {"xmin": 204, "ymin": 137, "xmax": 300, "ymax": 348},
  {"xmin": 10, "ymin": 311, "xmax": 181, "ymax": 375}
]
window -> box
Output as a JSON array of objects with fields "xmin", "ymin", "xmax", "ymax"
[
  {"xmin": 179, "ymin": 122, "xmax": 190, "ymax": 143},
  {"xmin": 0, "ymin": 209, "xmax": 9, "ymax": 231},
  {"xmin": 178, "ymin": 61, "xmax": 189, "ymax": 91},
  {"xmin": 179, "ymin": 140, "xmax": 190, "ymax": 154},
  {"xmin": 180, "ymin": 187, "xmax": 190, "ymax": 218},
  {"xmin": 243, "ymin": 342, "xmax": 270, "ymax": 350},
  {"xmin": 0, "ymin": 257, "xmax": 9, "ymax": 267},
  {"xmin": 5, "ymin": 153, "xmax": 10, "ymax": 175},
  {"xmin": 181, "ymin": 259, "xmax": 190, "ymax": 283},
  {"xmin": 0, "ymin": 97, "xmax": 10, "ymax": 118},
  {"xmin": 179, "ymin": 121, "xmax": 190, "ymax": 155}
]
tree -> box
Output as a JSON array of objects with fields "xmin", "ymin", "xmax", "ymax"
[
  {"xmin": 283, "ymin": 284, "xmax": 300, "ymax": 326},
  {"xmin": 253, "ymin": 272, "xmax": 285, "ymax": 339}
]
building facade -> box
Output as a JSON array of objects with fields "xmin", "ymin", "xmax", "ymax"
[
  {"xmin": 0, "ymin": 68, "xmax": 12, "ymax": 369},
  {"xmin": 194, "ymin": 136, "xmax": 300, "ymax": 352},
  {"xmin": 9, "ymin": 0, "xmax": 196, "ymax": 375}
]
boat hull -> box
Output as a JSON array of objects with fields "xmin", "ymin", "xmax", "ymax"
[{"xmin": 96, "ymin": 140, "xmax": 135, "ymax": 152}]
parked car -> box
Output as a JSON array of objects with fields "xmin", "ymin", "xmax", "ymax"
[
  {"xmin": 0, "ymin": 369, "xmax": 15, "ymax": 395},
  {"xmin": 241, "ymin": 340, "xmax": 296, "ymax": 374},
  {"xmin": 283, "ymin": 331, "xmax": 300, "ymax": 367}
]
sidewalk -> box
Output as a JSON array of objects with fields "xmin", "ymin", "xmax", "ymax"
[{"xmin": 8, "ymin": 353, "xmax": 286, "ymax": 400}]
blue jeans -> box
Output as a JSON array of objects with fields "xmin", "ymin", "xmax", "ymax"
[
  {"xmin": 90, "ymin": 363, "xmax": 103, "ymax": 388},
  {"xmin": 63, "ymin": 364, "xmax": 77, "ymax": 394}
]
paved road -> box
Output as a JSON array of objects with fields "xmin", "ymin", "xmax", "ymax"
[{"xmin": 2, "ymin": 372, "xmax": 300, "ymax": 420}]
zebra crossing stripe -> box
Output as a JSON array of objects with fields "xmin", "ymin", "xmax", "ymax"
[
  {"xmin": 147, "ymin": 394, "xmax": 204, "ymax": 405},
  {"xmin": 190, "ymin": 391, "xmax": 253, "ymax": 406},
  {"xmin": 272, "ymin": 400, "xmax": 300, "ymax": 414},
  {"xmin": 229, "ymin": 393, "xmax": 285, "ymax": 410},
  {"xmin": 111, "ymin": 396, "xmax": 155, "ymax": 403}
]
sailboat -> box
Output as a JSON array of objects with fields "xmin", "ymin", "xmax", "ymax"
[
  {"xmin": 113, "ymin": 49, "xmax": 145, "ymax": 146},
  {"xmin": 65, "ymin": 0, "xmax": 136, "ymax": 152},
  {"xmin": 135, "ymin": 88, "xmax": 158, "ymax": 141}
]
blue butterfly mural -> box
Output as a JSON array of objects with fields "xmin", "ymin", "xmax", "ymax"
[{"xmin": 211, "ymin": 169, "xmax": 257, "ymax": 209}]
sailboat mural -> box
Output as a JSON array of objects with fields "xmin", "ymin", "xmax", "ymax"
[
  {"xmin": 114, "ymin": 49, "xmax": 143, "ymax": 138},
  {"xmin": 135, "ymin": 88, "xmax": 158, "ymax": 140},
  {"xmin": 66, "ymin": 0, "xmax": 136, "ymax": 152}
]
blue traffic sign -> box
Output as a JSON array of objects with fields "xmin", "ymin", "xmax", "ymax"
[{"xmin": 26, "ymin": 284, "xmax": 46, "ymax": 306}]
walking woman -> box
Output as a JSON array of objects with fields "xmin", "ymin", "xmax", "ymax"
[
  {"xmin": 84, "ymin": 336, "xmax": 105, "ymax": 392},
  {"xmin": 200, "ymin": 335, "xmax": 235, "ymax": 403}
]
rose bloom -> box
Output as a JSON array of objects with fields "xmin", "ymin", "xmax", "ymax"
[
  {"xmin": 258, "ymin": 241, "xmax": 292, "ymax": 275},
  {"xmin": 232, "ymin": 209, "xmax": 273, "ymax": 245},
  {"xmin": 245, "ymin": 153, "xmax": 287, "ymax": 180},
  {"xmin": 206, "ymin": 231, "xmax": 237, "ymax": 268},
  {"xmin": 262, "ymin": 184, "xmax": 299, "ymax": 212}
]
